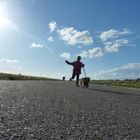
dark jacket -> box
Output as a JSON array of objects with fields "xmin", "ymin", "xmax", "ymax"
[{"xmin": 65, "ymin": 60, "xmax": 84, "ymax": 74}]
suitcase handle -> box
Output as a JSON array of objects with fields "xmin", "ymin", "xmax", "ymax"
[{"xmin": 82, "ymin": 68, "xmax": 87, "ymax": 78}]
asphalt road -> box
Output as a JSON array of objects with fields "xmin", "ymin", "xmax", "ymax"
[{"xmin": 0, "ymin": 81, "xmax": 140, "ymax": 140}]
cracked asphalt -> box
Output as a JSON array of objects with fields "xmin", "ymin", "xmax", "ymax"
[{"xmin": 0, "ymin": 80, "xmax": 140, "ymax": 140}]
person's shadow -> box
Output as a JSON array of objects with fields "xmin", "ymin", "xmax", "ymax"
[{"xmin": 87, "ymin": 86, "xmax": 140, "ymax": 97}]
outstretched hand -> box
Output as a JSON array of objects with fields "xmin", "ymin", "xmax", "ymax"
[
  {"xmin": 65, "ymin": 60, "xmax": 68, "ymax": 63},
  {"xmin": 65, "ymin": 60, "xmax": 72, "ymax": 65}
]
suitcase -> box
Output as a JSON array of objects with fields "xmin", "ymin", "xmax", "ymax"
[{"xmin": 79, "ymin": 68, "xmax": 90, "ymax": 88}]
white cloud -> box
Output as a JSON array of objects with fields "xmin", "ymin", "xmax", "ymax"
[
  {"xmin": 93, "ymin": 63, "xmax": 140, "ymax": 80},
  {"xmin": 11, "ymin": 66, "xmax": 22, "ymax": 70},
  {"xmin": 48, "ymin": 36, "xmax": 54, "ymax": 42},
  {"xmin": 78, "ymin": 46, "xmax": 82, "ymax": 49},
  {"xmin": 79, "ymin": 51, "xmax": 89, "ymax": 58},
  {"xmin": 1, "ymin": 59, "xmax": 19, "ymax": 63},
  {"xmin": 99, "ymin": 28, "xmax": 131, "ymax": 53},
  {"xmin": 60, "ymin": 52, "xmax": 70, "ymax": 59},
  {"xmin": 88, "ymin": 47, "xmax": 104, "ymax": 58},
  {"xmin": 99, "ymin": 28, "xmax": 130, "ymax": 42},
  {"xmin": 57, "ymin": 27, "xmax": 93, "ymax": 45},
  {"xmin": 30, "ymin": 42, "xmax": 43, "ymax": 48},
  {"xmin": 105, "ymin": 39, "xmax": 129, "ymax": 52},
  {"xmin": 48, "ymin": 21, "xmax": 57, "ymax": 32},
  {"xmin": 79, "ymin": 47, "xmax": 103, "ymax": 58}
]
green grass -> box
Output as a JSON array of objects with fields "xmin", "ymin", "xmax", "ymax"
[
  {"xmin": 0, "ymin": 72, "xmax": 58, "ymax": 81},
  {"xmin": 92, "ymin": 79, "xmax": 140, "ymax": 89},
  {"xmin": 1, "ymin": 72, "xmax": 139, "ymax": 89}
]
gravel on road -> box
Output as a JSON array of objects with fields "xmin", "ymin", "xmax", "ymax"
[{"xmin": 0, "ymin": 81, "xmax": 140, "ymax": 140}]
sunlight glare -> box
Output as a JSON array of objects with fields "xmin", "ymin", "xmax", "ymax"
[
  {"xmin": 0, "ymin": 3, "xmax": 10, "ymax": 30},
  {"xmin": 0, "ymin": 3, "xmax": 20, "ymax": 33}
]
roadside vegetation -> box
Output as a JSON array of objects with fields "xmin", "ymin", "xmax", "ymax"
[
  {"xmin": 0, "ymin": 73, "xmax": 57, "ymax": 81},
  {"xmin": 1, "ymin": 72, "xmax": 140, "ymax": 89},
  {"xmin": 92, "ymin": 79, "xmax": 140, "ymax": 89}
]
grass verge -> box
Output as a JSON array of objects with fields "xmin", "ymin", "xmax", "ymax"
[
  {"xmin": 0, "ymin": 73, "xmax": 58, "ymax": 81},
  {"xmin": 92, "ymin": 79, "xmax": 140, "ymax": 89}
]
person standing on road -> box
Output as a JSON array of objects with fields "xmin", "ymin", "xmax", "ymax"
[{"xmin": 65, "ymin": 56, "xmax": 84, "ymax": 87}]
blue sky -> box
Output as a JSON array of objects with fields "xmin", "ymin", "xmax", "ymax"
[{"xmin": 0, "ymin": 0, "xmax": 140, "ymax": 79}]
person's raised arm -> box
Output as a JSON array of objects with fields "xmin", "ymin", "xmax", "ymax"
[{"xmin": 65, "ymin": 60, "xmax": 73, "ymax": 65}]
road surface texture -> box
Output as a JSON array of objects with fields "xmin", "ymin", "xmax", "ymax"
[{"xmin": 0, "ymin": 80, "xmax": 140, "ymax": 140}]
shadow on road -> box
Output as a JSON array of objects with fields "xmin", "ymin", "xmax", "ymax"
[{"xmin": 88, "ymin": 87, "xmax": 140, "ymax": 97}]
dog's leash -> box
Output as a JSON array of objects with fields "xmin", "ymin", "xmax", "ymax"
[{"xmin": 82, "ymin": 68, "xmax": 87, "ymax": 78}]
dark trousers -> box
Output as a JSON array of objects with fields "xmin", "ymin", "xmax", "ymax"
[{"xmin": 70, "ymin": 73, "xmax": 80, "ymax": 86}]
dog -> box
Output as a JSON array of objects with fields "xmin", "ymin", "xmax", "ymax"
[{"xmin": 79, "ymin": 77, "xmax": 90, "ymax": 88}]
